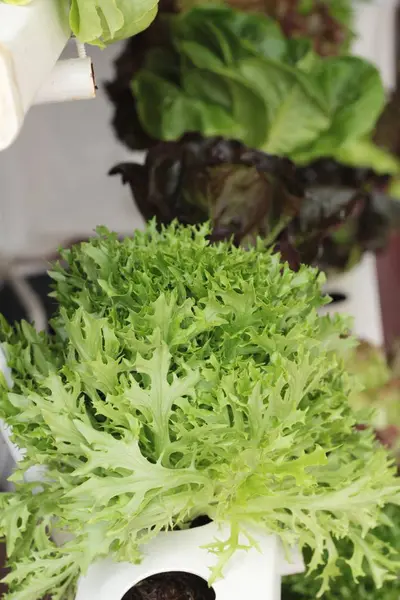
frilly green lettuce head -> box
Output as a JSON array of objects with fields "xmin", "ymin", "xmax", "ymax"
[{"xmin": 0, "ymin": 222, "xmax": 399, "ymax": 599}]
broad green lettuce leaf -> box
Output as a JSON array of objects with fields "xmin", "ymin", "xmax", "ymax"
[
  {"xmin": 238, "ymin": 57, "xmax": 329, "ymax": 155},
  {"xmin": 69, "ymin": 0, "xmax": 158, "ymax": 46},
  {"xmin": 212, "ymin": 71, "xmax": 269, "ymax": 149},
  {"xmin": 130, "ymin": 5, "xmax": 398, "ymax": 174},
  {"xmin": 133, "ymin": 71, "xmax": 236, "ymax": 140},
  {"xmin": 310, "ymin": 56, "xmax": 385, "ymax": 149},
  {"xmin": 173, "ymin": 5, "xmax": 287, "ymax": 63},
  {"xmin": 293, "ymin": 138, "xmax": 400, "ymax": 173},
  {"xmin": 335, "ymin": 138, "xmax": 400, "ymax": 175}
]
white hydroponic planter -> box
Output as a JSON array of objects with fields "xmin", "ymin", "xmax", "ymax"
[
  {"xmin": 353, "ymin": 0, "xmax": 398, "ymax": 92},
  {"xmin": 318, "ymin": 0, "xmax": 396, "ymax": 345},
  {"xmin": 75, "ymin": 522, "xmax": 304, "ymax": 600},
  {"xmin": 0, "ymin": 0, "xmax": 95, "ymax": 151},
  {"xmin": 321, "ymin": 254, "xmax": 384, "ymax": 346}
]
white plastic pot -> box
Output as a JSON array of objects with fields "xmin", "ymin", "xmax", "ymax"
[
  {"xmin": 75, "ymin": 522, "xmax": 304, "ymax": 600},
  {"xmin": 321, "ymin": 253, "xmax": 384, "ymax": 346}
]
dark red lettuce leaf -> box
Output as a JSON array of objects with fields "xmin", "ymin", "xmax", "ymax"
[
  {"xmin": 110, "ymin": 135, "xmax": 366, "ymax": 270},
  {"xmin": 297, "ymin": 159, "xmax": 400, "ymax": 272}
]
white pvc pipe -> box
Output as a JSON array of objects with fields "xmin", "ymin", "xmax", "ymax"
[{"xmin": 34, "ymin": 58, "xmax": 96, "ymax": 105}]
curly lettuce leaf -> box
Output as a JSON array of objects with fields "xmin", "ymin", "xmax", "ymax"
[
  {"xmin": 0, "ymin": 223, "xmax": 399, "ymax": 599},
  {"xmin": 334, "ymin": 139, "xmax": 400, "ymax": 175},
  {"xmin": 282, "ymin": 505, "xmax": 400, "ymax": 600},
  {"xmin": 282, "ymin": 336, "xmax": 400, "ymax": 600}
]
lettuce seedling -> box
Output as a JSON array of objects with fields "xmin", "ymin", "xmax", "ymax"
[{"xmin": 0, "ymin": 222, "xmax": 399, "ymax": 600}]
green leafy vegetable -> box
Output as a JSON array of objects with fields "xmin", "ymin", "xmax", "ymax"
[
  {"xmin": 69, "ymin": 0, "xmax": 158, "ymax": 46},
  {"xmin": 347, "ymin": 341, "xmax": 400, "ymax": 465},
  {"xmin": 291, "ymin": 57, "xmax": 387, "ymax": 162},
  {"xmin": 283, "ymin": 339, "xmax": 400, "ymax": 600},
  {"xmin": 282, "ymin": 504, "xmax": 400, "ymax": 600},
  {"xmin": 123, "ymin": 4, "xmax": 395, "ymax": 172},
  {"xmin": 174, "ymin": 0, "xmax": 355, "ymax": 57},
  {"xmin": 0, "ymin": 222, "xmax": 399, "ymax": 599},
  {"xmin": 109, "ymin": 135, "xmax": 400, "ymax": 272},
  {"xmin": 333, "ymin": 139, "xmax": 400, "ymax": 175},
  {"xmin": 1, "ymin": 0, "xmax": 158, "ymax": 46}
]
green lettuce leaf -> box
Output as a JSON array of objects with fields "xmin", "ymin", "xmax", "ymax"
[
  {"xmin": 1, "ymin": 0, "xmax": 158, "ymax": 45},
  {"xmin": 283, "ymin": 338, "xmax": 400, "ymax": 600},
  {"xmin": 128, "ymin": 5, "xmax": 397, "ymax": 174},
  {"xmin": 70, "ymin": 0, "xmax": 158, "ymax": 47},
  {"xmin": 282, "ymin": 505, "xmax": 400, "ymax": 600},
  {"xmin": 237, "ymin": 57, "xmax": 328, "ymax": 154},
  {"xmin": 0, "ymin": 222, "xmax": 399, "ymax": 599},
  {"xmin": 292, "ymin": 57, "xmax": 387, "ymax": 163},
  {"xmin": 69, "ymin": 0, "xmax": 159, "ymax": 46},
  {"xmin": 132, "ymin": 6, "xmax": 330, "ymax": 152},
  {"xmin": 334, "ymin": 139, "xmax": 400, "ymax": 175}
]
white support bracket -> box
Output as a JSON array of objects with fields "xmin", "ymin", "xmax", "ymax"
[{"xmin": 0, "ymin": 0, "xmax": 96, "ymax": 151}]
